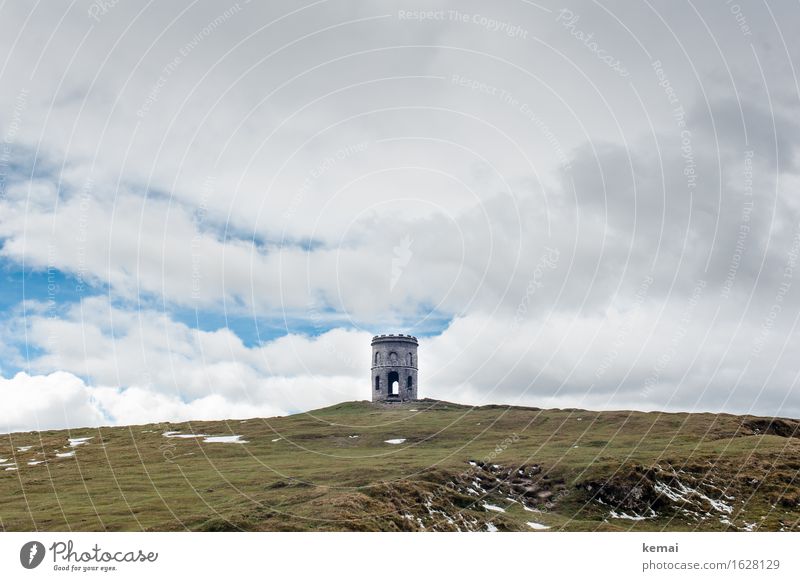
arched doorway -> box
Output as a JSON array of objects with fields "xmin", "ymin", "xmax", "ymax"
[{"xmin": 388, "ymin": 371, "xmax": 400, "ymax": 397}]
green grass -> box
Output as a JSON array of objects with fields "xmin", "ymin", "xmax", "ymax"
[{"xmin": 1, "ymin": 399, "xmax": 798, "ymax": 531}]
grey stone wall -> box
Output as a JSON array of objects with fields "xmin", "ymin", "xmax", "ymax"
[{"xmin": 371, "ymin": 334, "xmax": 418, "ymax": 402}]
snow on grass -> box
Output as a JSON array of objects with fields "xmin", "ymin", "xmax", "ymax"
[
  {"xmin": 654, "ymin": 480, "xmax": 733, "ymax": 514},
  {"xmin": 202, "ymin": 435, "xmax": 248, "ymax": 444},
  {"xmin": 17, "ymin": 446, "xmax": 33, "ymax": 452},
  {"xmin": 0, "ymin": 458, "xmax": 7, "ymax": 463},
  {"xmin": 5, "ymin": 467, "xmax": 17, "ymax": 471},
  {"xmin": 610, "ymin": 510, "xmax": 649, "ymax": 521},
  {"xmin": 527, "ymin": 521, "xmax": 551, "ymax": 530},
  {"xmin": 348, "ymin": 435, "xmax": 359, "ymax": 439},
  {"xmin": 27, "ymin": 460, "xmax": 45, "ymax": 466},
  {"xmin": 486, "ymin": 523, "xmax": 499, "ymax": 532},
  {"xmin": 56, "ymin": 451, "xmax": 75, "ymax": 458},
  {"xmin": 271, "ymin": 438, "xmax": 282, "ymax": 442},
  {"xmin": 482, "ymin": 503, "xmax": 506, "ymax": 513},
  {"xmin": 698, "ymin": 492, "xmax": 733, "ymax": 514},
  {"xmin": 163, "ymin": 431, "xmax": 208, "ymax": 439},
  {"xmin": 611, "ymin": 508, "xmax": 657, "ymax": 520},
  {"xmin": 69, "ymin": 437, "xmax": 93, "ymax": 447},
  {"xmin": 0, "ymin": 462, "xmax": 16, "ymax": 468},
  {"xmin": 384, "ymin": 438, "xmax": 406, "ymax": 444}
]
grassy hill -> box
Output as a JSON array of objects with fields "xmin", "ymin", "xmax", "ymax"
[{"xmin": 1, "ymin": 399, "xmax": 799, "ymax": 531}]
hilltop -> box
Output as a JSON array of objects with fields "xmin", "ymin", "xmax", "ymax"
[{"xmin": 1, "ymin": 400, "xmax": 798, "ymax": 531}]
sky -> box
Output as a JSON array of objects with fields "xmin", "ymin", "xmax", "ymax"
[{"xmin": 1, "ymin": 0, "xmax": 800, "ymax": 432}]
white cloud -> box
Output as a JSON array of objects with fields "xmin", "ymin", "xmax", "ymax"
[
  {"xmin": 2, "ymin": 288, "xmax": 797, "ymax": 435},
  {"xmin": 0, "ymin": 296, "xmax": 371, "ymax": 430},
  {"xmin": 424, "ymin": 299, "xmax": 800, "ymax": 418},
  {"xmin": 0, "ymin": 371, "xmax": 106, "ymax": 433}
]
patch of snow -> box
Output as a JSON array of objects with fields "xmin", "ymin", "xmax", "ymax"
[
  {"xmin": 202, "ymin": 435, "xmax": 248, "ymax": 444},
  {"xmin": 69, "ymin": 437, "xmax": 93, "ymax": 447},
  {"xmin": 654, "ymin": 480, "xmax": 733, "ymax": 514},
  {"xmin": 56, "ymin": 452, "xmax": 75, "ymax": 458},
  {"xmin": 384, "ymin": 438, "xmax": 406, "ymax": 444},
  {"xmin": 0, "ymin": 458, "xmax": 7, "ymax": 463},
  {"xmin": 163, "ymin": 431, "xmax": 208, "ymax": 439},
  {"xmin": 610, "ymin": 510, "xmax": 648, "ymax": 521},
  {"xmin": 611, "ymin": 508, "xmax": 656, "ymax": 520},
  {"xmin": 27, "ymin": 461, "xmax": 44, "ymax": 466},
  {"xmin": 468, "ymin": 461, "xmax": 477, "ymax": 466},
  {"xmin": 486, "ymin": 523, "xmax": 499, "ymax": 532},
  {"xmin": 271, "ymin": 437, "xmax": 282, "ymax": 442},
  {"xmin": 527, "ymin": 522, "xmax": 551, "ymax": 530},
  {"xmin": 348, "ymin": 435, "xmax": 359, "ymax": 439},
  {"xmin": 5, "ymin": 467, "xmax": 17, "ymax": 471},
  {"xmin": 409, "ymin": 409, "xmax": 418, "ymax": 412},
  {"xmin": 701, "ymin": 494, "xmax": 733, "ymax": 514},
  {"xmin": 523, "ymin": 505, "xmax": 542, "ymax": 513},
  {"xmin": 0, "ymin": 462, "xmax": 15, "ymax": 468},
  {"xmin": 482, "ymin": 503, "xmax": 506, "ymax": 513},
  {"xmin": 17, "ymin": 446, "xmax": 33, "ymax": 452},
  {"xmin": 654, "ymin": 481, "xmax": 684, "ymax": 502}
]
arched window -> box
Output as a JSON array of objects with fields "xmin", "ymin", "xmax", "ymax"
[
  {"xmin": 375, "ymin": 352, "xmax": 381, "ymax": 365},
  {"xmin": 407, "ymin": 375, "xmax": 413, "ymax": 390},
  {"xmin": 388, "ymin": 371, "xmax": 400, "ymax": 396},
  {"xmin": 407, "ymin": 353, "xmax": 413, "ymax": 366},
  {"xmin": 375, "ymin": 376, "xmax": 380, "ymax": 391}
]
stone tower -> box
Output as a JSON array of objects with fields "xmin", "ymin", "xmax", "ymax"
[{"xmin": 371, "ymin": 334, "xmax": 418, "ymax": 402}]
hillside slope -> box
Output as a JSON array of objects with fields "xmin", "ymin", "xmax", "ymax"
[{"xmin": 1, "ymin": 400, "xmax": 799, "ymax": 531}]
